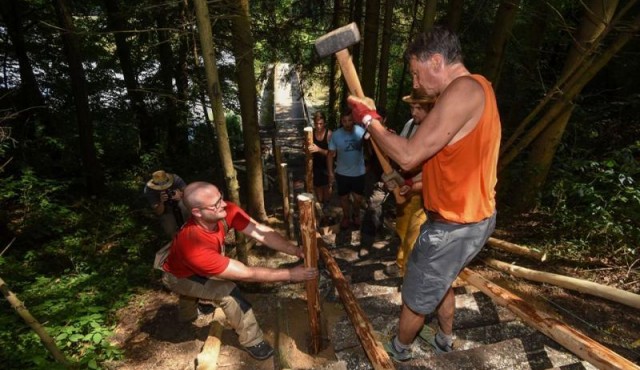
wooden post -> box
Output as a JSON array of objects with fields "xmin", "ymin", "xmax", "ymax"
[
  {"xmin": 303, "ymin": 126, "xmax": 314, "ymax": 194},
  {"xmin": 297, "ymin": 193, "xmax": 322, "ymax": 354},
  {"xmin": 318, "ymin": 241, "xmax": 395, "ymax": 370},
  {"xmin": 459, "ymin": 268, "xmax": 640, "ymax": 370},
  {"xmin": 487, "ymin": 237, "xmax": 547, "ymax": 261},
  {"xmin": 280, "ymin": 163, "xmax": 291, "ymax": 238},
  {"xmin": 196, "ymin": 309, "xmax": 224, "ymax": 370},
  {"xmin": 274, "ymin": 145, "xmax": 284, "ymax": 194},
  {"xmin": 482, "ymin": 258, "xmax": 640, "ymax": 310}
]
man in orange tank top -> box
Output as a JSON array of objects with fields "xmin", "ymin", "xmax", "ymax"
[{"xmin": 348, "ymin": 26, "xmax": 500, "ymax": 362}]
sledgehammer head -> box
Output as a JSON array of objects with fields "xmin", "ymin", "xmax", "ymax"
[{"xmin": 315, "ymin": 22, "xmax": 361, "ymax": 58}]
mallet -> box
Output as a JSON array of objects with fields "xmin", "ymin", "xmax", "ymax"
[{"xmin": 315, "ymin": 23, "xmax": 406, "ymax": 204}]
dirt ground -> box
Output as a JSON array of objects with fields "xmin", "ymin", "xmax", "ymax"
[{"xmin": 106, "ymin": 198, "xmax": 640, "ymax": 369}]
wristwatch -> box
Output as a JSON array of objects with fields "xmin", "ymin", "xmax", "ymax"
[{"xmin": 362, "ymin": 114, "xmax": 373, "ymax": 129}]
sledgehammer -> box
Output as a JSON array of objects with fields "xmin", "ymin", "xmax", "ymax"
[{"xmin": 315, "ymin": 23, "xmax": 406, "ymax": 204}]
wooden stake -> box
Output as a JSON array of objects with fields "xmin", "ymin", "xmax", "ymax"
[
  {"xmin": 297, "ymin": 193, "xmax": 322, "ymax": 354},
  {"xmin": 274, "ymin": 145, "xmax": 284, "ymax": 194},
  {"xmin": 483, "ymin": 257, "xmax": 640, "ymax": 310},
  {"xmin": 280, "ymin": 163, "xmax": 292, "ymax": 239},
  {"xmin": 318, "ymin": 240, "xmax": 395, "ymax": 370},
  {"xmin": 303, "ymin": 126, "xmax": 314, "ymax": 194},
  {"xmin": 460, "ymin": 268, "xmax": 640, "ymax": 370},
  {"xmin": 487, "ymin": 237, "xmax": 547, "ymax": 261}
]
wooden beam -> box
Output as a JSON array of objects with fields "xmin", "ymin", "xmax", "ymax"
[
  {"xmin": 318, "ymin": 240, "xmax": 395, "ymax": 370},
  {"xmin": 483, "ymin": 257, "xmax": 640, "ymax": 310},
  {"xmin": 460, "ymin": 268, "xmax": 640, "ymax": 370},
  {"xmin": 297, "ymin": 193, "xmax": 322, "ymax": 354},
  {"xmin": 279, "ymin": 163, "xmax": 293, "ymax": 239},
  {"xmin": 487, "ymin": 237, "xmax": 547, "ymax": 261}
]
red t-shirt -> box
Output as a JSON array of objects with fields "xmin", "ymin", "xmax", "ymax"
[{"xmin": 163, "ymin": 202, "xmax": 251, "ymax": 278}]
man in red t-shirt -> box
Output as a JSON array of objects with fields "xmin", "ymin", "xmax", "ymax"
[{"xmin": 162, "ymin": 181, "xmax": 318, "ymax": 360}]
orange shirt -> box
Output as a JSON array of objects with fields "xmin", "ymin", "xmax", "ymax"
[{"xmin": 422, "ymin": 74, "xmax": 501, "ymax": 223}]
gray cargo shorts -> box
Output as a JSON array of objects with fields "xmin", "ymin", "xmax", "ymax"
[{"xmin": 402, "ymin": 212, "xmax": 496, "ymax": 315}]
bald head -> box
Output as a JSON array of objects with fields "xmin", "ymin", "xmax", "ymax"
[{"xmin": 183, "ymin": 181, "xmax": 218, "ymax": 210}]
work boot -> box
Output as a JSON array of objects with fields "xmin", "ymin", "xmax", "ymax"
[{"xmin": 244, "ymin": 341, "xmax": 274, "ymax": 360}]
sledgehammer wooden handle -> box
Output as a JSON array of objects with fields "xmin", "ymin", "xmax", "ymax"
[{"xmin": 335, "ymin": 50, "xmax": 406, "ymax": 205}]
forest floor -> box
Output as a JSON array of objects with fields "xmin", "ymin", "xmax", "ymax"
[{"xmin": 106, "ymin": 189, "xmax": 640, "ymax": 369}]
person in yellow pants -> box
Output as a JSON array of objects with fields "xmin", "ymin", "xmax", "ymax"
[{"xmin": 383, "ymin": 90, "xmax": 434, "ymax": 277}]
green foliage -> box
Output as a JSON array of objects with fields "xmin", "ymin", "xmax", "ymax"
[
  {"xmin": 0, "ymin": 170, "xmax": 160, "ymax": 368},
  {"xmin": 541, "ymin": 137, "xmax": 640, "ymax": 260}
]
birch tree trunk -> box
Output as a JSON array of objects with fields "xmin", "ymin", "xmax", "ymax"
[
  {"xmin": 361, "ymin": 0, "xmax": 380, "ymax": 98},
  {"xmin": 516, "ymin": 0, "xmax": 618, "ymax": 209},
  {"xmin": 192, "ymin": 0, "xmax": 241, "ymax": 213},
  {"xmin": 228, "ymin": 0, "xmax": 267, "ymax": 221},
  {"xmin": 481, "ymin": 0, "xmax": 520, "ymax": 87},
  {"xmin": 53, "ymin": 0, "xmax": 104, "ymax": 195}
]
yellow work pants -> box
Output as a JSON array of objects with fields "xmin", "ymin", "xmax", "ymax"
[{"xmin": 395, "ymin": 194, "xmax": 426, "ymax": 275}]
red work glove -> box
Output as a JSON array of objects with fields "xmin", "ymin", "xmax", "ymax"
[{"xmin": 347, "ymin": 96, "xmax": 381, "ymax": 126}]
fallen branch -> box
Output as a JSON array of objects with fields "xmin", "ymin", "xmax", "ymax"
[
  {"xmin": 482, "ymin": 258, "xmax": 640, "ymax": 310},
  {"xmin": 0, "ymin": 276, "xmax": 70, "ymax": 367},
  {"xmin": 460, "ymin": 268, "xmax": 640, "ymax": 370},
  {"xmin": 487, "ymin": 237, "xmax": 547, "ymax": 261}
]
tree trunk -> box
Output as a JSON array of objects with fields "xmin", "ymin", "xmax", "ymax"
[
  {"xmin": 173, "ymin": 0, "xmax": 191, "ymax": 158},
  {"xmin": 376, "ymin": 0, "xmax": 395, "ymax": 109},
  {"xmin": 228, "ymin": 0, "xmax": 267, "ymax": 221},
  {"xmin": 0, "ymin": 0, "xmax": 52, "ymax": 140},
  {"xmin": 516, "ymin": 0, "xmax": 618, "ymax": 209},
  {"xmin": 361, "ymin": 0, "xmax": 380, "ymax": 98},
  {"xmin": 421, "ymin": 0, "xmax": 437, "ymax": 33},
  {"xmin": 392, "ymin": 0, "xmax": 420, "ymax": 121},
  {"xmin": 53, "ymin": 0, "xmax": 104, "ymax": 195},
  {"xmin": 499, "ymin": 6, "xmax": 640, "ymax": 171},
  {"xmin": 103, "ymin": 0, "xmax": 154, "ymax": 152},
  {"xmin": 155, "ymin": 1, "xmax": 181, "ymax": 159},
  {"xmin": 192, "ymin": 0, "xmax": 241, "ymax": 212},
  {"xmin": 446, "ymin": 0, "xmax": 464, "ymax": 32},
  {"xmin": 481, "ymin": 0, "xmax": 520, "ymax": 87}
]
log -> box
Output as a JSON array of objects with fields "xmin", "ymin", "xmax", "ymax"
[
  {"xmin": 297, "ymin": 193, "xmax": 322, "ymax": 354},
  {"xmin": 196, "ymin": 310, "xmax": 224, "ymax": 370},
  {"xmin": 487, "ymin": 237, "xmax": 547, "ymax": 261},
  {"xmin": 303, "ymin": 126, "xmax": 314, "ymax": 194},
  {"xmin": 0, "ymin": 276, "xmax": 70, "ymax": 366},
  {"xmin": 318, "ymin": 240, "xmax": 395, "ymax": 370},
  {"xmin": 482, "ymin": 257, "xmax": 640, "ymax": 310},
  {"xmin": 459, "ymin": 268, "xmax": 640, "ymax": 370},
  {"xmin": 276, "ymin": 300, "xmax": 293, "ymax": 369}
]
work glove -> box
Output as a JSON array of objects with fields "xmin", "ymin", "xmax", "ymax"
[
  {"xmin": 347, "ymin": 95, "xmax": 381, "ymax": 126},
  {"xmin": 381, "ymin": 170, "xmax": 404, "ymax": 191}
]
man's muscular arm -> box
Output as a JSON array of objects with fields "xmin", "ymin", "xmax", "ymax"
[
  {"xmin": 354, "ymin": 77, "xmax": 485, "ymax": 171},
  {"xmin": 241, "ymin": 219, "xmax": 304, "ymax": 258},
  {"xmin": 216, "ymin": 259, "xmax": 317, "ymax": 283}
]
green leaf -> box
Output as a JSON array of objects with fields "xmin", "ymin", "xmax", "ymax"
[{"xmin": 93, "ymin": 333, "xmax": 103, "ymax": 344}]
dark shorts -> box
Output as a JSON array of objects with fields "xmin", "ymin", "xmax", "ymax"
[
  {"xmin": 313, "ymin": 167, "xmax": 329, "ymax": 187},
  {"xmin": 335, "ymin": 173, "xmax": 365, "ymax": 197},
  {"xmin": 402, "ymin": 212, "xmax": 496, "ymax": 315}
]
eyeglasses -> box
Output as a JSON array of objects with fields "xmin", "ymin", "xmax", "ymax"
[{"xmin": 199, "ymin": 192, "xmax": 224, "ymax": 212}]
